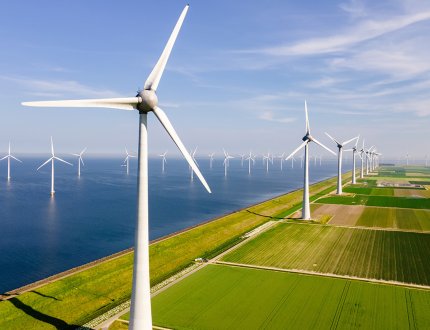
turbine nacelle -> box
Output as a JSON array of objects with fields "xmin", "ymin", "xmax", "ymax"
[
  {"xmin": 302, "ymin": 134, "xmax": 313, "ymax": 142},
  {"xmin": 137, "ymin": 90, "xmax": 158, "ymax": 112}
]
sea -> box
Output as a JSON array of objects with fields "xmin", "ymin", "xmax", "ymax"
[{"xmin": 0, "ymin": 155, "xmax": 345, "ymax": 292}]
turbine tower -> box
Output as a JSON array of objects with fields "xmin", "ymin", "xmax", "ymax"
[
  {"xmin": 22, "ymin": 5, "xmax": 211, "ymax": 329},
  {"xmin": 37, "ymin": 137, "xmax": 72, "ymax": 195},
  {"xmin": 0, "ymin": 142, "xmax": 22, "ymax": 181},
  {"xmin": 72, "ymin": 147, "xmax": 86, "ymax": 177},
  {"xmin": 239, "ymin": 154, "xmax": 245, "ymax": 167},
  {"xmin": 189, "ymin": 147, "xmax": 197, "ymax": 181},
  {"xmin": 359, "ymin": 139, "xmax": 365, "ymax": 179},
  {"xmin": 159, "ymin": 151, "xmax": 167, "ymax": 173},
  {"xmin": 325, "ymin": 133, "xmax": 358, "ymax": 194},
  {"xmin": 123, "ymin": 148, "xmax": 136, "ymax": 175},
  {"xmin": 345, "ymin": 136, "xmax": 360, "ymax": 184},
  {"xmin": 208, "ymin": 152, "xmax": 214, "ymax": 169},
  {"xmin": 278, "ymin": 153, "xmax": 285, "ymax": 171},
  {"xmin": 223, "ymin": 149, "xmax": 234, "ymax": 177},
  {"xmin": 285, "ymin": 101, "xmax": 335, "ymax": 220},
  {"xmin": 245, "ymin": 151, "xmax": 255, "ymax": 174},
  {"xmin": 263, "ymin": 153, "xmax": 271, "ymax": 172}
]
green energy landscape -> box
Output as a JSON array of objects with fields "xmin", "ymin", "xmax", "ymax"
[{"xmin": 1, "ymin": 165, "xmax": 430, "ymax": 329}]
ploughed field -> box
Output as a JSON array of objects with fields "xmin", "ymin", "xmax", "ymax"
[{"xmin": 221, "ymin": 222, "xmax": 430, "ymax": 286}]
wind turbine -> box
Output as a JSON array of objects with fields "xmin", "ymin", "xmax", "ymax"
[
  {"xmin": 208, "ymin": 152, "xmax": 214, "ymax": 169},
  {"xmin": 22, "ymin": 5, "xmax": 211, "ymax": 329},
  {"xmin": 290, "ymin": 155, "xmax": 296, "ymax": 169},
  {"xmin": 285, "ymin": 101, "xmax": 335, "ymax": 220},
  {"xmin": 72, "ymin": 147, "xmax": 86, "ymax": 177},
  {"xmin": 278, "ymin": 152, "xmax": 285, "ymax": 171},
  {"xmin": 325, "ymin": 133, "xmax": 358, "ymax": 194},
  {"xmin": 189, "ymin": 147, "xmax": 197, "ymax": 181},
  {"xmin": 37, "ymin": 137, "xmax": 72, "ymax": 195},
  {"xmin": 263, "ymin": 152, "xmax": 271, "ymax": 172},
  {"xmin": 239, "ymin": 153, "xmax": 245, "ymax": 167},
  {"xmin": 0, "ymin": 142, "xmax": 22, "ymax": 181},
  {"xmin": 223, "ymin": 149, "xmax": 234, "ymax": 177},
  {"xmin": 359, "ymin": 139, "xmax": 365, "ymax": 179},
  {"xmin": 344, "ymin": 136, "xmax": 360, "ymax": 184},
  {"xmin": 159, "ymin": 151, "xmax": 167, "ymax": 173},
  {"xmin": 366, "ymin": 146, "xmax": 374, "ymax": 175},
  {"xmin": 406, "ymin": 153, "xmax": 409, "ymax": 166},
  {"xmin": 245, "ymin": 151, "xmax": 255, "ymax": 174},
  {"xmin": 123, "ymin": 148, "xmax": 136, "ymax": 175}
]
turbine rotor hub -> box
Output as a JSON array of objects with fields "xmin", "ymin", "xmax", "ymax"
[
  {"xmin": 137, "ymin": 89, "xmax": 158, "ymax": 112},
  {"xmin": 303, "ymin": 134, "xmax": 312, "ymax": 142}
]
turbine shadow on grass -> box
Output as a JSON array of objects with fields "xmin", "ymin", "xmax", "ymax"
[
  {"xmin": 30, "ymin": 290, "xmax": 61, "ymax": 301},
  {"xmin": 8, "ymin": 297, "xmax": 90, "ymax": 329}
]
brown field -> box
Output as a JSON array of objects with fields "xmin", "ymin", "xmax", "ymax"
[
  {"xmin": 314, "ymin": 204, "xmax": 365, "ymax": 226},
  {"xmin": 394, "ymin": 189, "xmax": 430, "ymax": 198}
]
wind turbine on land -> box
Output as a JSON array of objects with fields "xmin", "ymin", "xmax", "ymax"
[
  {"xmin": 359, "ymin": 139, "xmax": 365, "ymax": 178},
  {"xmin": 22, "ymin": 5, "xmax": 211, "ymax": 329},
  {"xmin": 344, "ymin": 136, "xmax": 360, "ymax": 184},
  {"xmin": 123, "ymin": 148, "xmax": 136, "ymax": 175},
  {"xmin": 223, "ymin": 149, "xmax": 234, "ymax": 177},
  {"xmin": 325, "ymin": 133, "xmax": 358, "ymax": 194},
  {"xmin": 366, "ymin": 146, "xmax": 374, "ymax": 175},
  {"xmin": 0, "ymin": 142, "xmax": 22, "ymax": 181},
  {"xmin": 37, "ymin": 137, "xmax": 72, "ymax": 195},
  {"xmin": 159, "ymin": 151, "xmax": 167, "ymax": 173},
  {"xmin": 245, "ymin": 151, "xmax": 255, "ymax": 174},
  {"xmin": 72, "ymin": 147, "xmax": 86, "ymax": 177},
  {"xmin": 285, "ymin": 101, "xmax": 335, "ymax": 220}
]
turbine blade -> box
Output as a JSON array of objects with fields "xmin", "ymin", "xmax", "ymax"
[
  {"xmin": 72, "ymin": 153, "xmax": 80, "ymax": 157},
  {"xmin": 0, "ymin": 155, "xmax": 8, "ymax": 161},
  {"xmin": 80, "ymin": 157, "xmax": 85, "ymax": 166},
  {"xmin": 37, "ymin": 158, "xmax": 53, "ymax": 171},
  {"xmin": 305, "ymin": 100, "xmax": 310, "ymax": 134},
  {"xmin": 342, "ymin": 136, "xmax": 359, "ymax": 146},
  {"xmin": 153, "ymin": 106, "xmax": 211, "ymax": 193},
  {"xmin": 54, "ymin": 156, "xmax": 73, "ymax": 166},
  {"xmin": 51, "ymin": 136, "xmax": 54, "ymax": 156},
  {"xmin": 285, "ymin": 141, "xmax": 307, "ymax": 160},
  {"xmin": 80, "ymin": 147, "xmax": 87, "ymax": 155},
  {"xmin": 10, "ymin": 155, "xmax": 22, "ymax": 162},
  {"xmin": 143, "ymin": 5, "xmax": 189, "ymax": 91},
  {"xmin": 325, "ymin": 132, "xmax": 340, "ymax": 145},
  {"xmin": 8, "ymin": 142, "xmax": 11, "ymax": 155},
  {"xmin": 22, "ymin": 97, "xmax": 139, "ymax": 111},
  {"xmin": 312, "ymin": 138, "xmax": 336, "ymax": 155}
]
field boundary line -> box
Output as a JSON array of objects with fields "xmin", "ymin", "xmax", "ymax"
[{"xmin": 215, "ymin": 261, "xmax": 430, "ymax": 291}]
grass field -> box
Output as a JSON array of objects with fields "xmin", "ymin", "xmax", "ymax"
[
  {"xmin": 222, "ymin": 223, "xmax": 430, "ymax": 285},
  {"xmin": 342, "ymin": 186, "xmax": 395, "ymax": 195},
  {"xmin": 150, "ymin": 264, "xmax": 430, "ymax": 329},
  {"xmin": 316, "ymin": 194, "xmax": 430, "ymax": 209}
]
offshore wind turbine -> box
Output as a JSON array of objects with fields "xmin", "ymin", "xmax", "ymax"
[
  {"xmin": 159, "ymin": 151, "xmax": 167, "ymax": 173},
  {"xmin": 72, "ymin": 147, "xmax": 86, "ymax": 177},
  {"xmin": 325, "ymin": 133, "xmax": 358, "ymax": 194},
  {"xmin": 22, "ymin": 5, "xmax": 211, "ymax": 329},
  {"xmin": 278, "ymin": 153, "xmax": 285, "ymax": 170},
  {"xmin": 223, "ymin": 149, "xmax": 234, "ymax": 177},
  {"xmin": 208, "ymin": 152, "xmax": 214, "ymax": 169},
  {"xmin": 0, "ymin": 142, "xmax": 22, "ymax": 181},
  {"xmin": 285, "ymin": 101, "xmax": 335, "ymax": 220},
  {"xmin": 263, "ymin": 153, "xmax": 271, "ymax": 172},
  {"xmin": 37, "ymin": 137, "xmax": 72, "ymax": 195},
  {"xmin": 123, "ymin": 148, "xmax": 136, "ymax": 175},
  {"xmin": 245, "ymin": 151, "xmax": 255, "ymax": 174},
  {"xmin": 189, "ymin": 147, "xmax": 197, "ymax": 181},
  {"xmin": 239, "ymin": 153, "xmax": 245, "ymax": 167}
]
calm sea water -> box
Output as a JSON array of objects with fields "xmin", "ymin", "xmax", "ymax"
[{"xmin": 0, "ymin": 155, "xmax": 343, "ymax": 292}]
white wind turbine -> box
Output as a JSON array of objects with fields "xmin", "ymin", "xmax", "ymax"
[
  {"xmin": 285, "ymin": 101, "xmax": 335, "ymax": 220},
  {"xmin": 0, "ymin": 142, "xmax": 22, "ymax": 181},
  {"xmin": 245, "ymin": 151, "xmax": 255, "ymax": 174},
  {"xmin": 344, "ymin": 136, "xmax": 360, "ymax": 184},
  {"xmin": 159, "ymin": 151, "xmax": 167, "ymax": 173},
  {"xmin": 325, "ymin": 133, "xmax": 358, "ymax": 194},
  {"xmin": 223, "ymin": 149, "xmax": 234, "ymax": 177},
  {"xmin": 290, "ymin": 155, "xmax": 296, "ymax": 169},
  {"xmin": 22, "ymin": 5, "xmax": 211, "ymax": 329},
  {"xmin": 359, "ymin": 139, "xmax": 365, "ymax": 179},
  {"xmin": 366, "ymin": 146, "xmax": 374, "ymax": 175},
  {"xmin": 263, "ymin": 152, "xmax": 272, "ymax": 172},
  {"xmin": 208, "ymin": 152, "xmax": 214, "ymax": 169},
  {"xmin": 72, "ymin": 147, "xmax": 87, "ymax": 177},
  {"xmin": 189, "ymin": 147, "xmax": 197, "ymax": 181},
  {"xmin": 278, "ymin": 152, "xmax": 285, "ymax": 171},
  {"xmin": 239, "ymin": 153, "xmax": 245, "ymax": 167},
  {"xmin": 37, "ymin": 137, "xmax": 72, "ymax": 195},
  {"xmin": 123, "ymin": 148, "xmax": 136, "ymax": 175}
]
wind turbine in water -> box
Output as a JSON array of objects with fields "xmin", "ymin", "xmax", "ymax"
[
  {"xmin": 208, "ymin": 152, "xmax": 214, "ymax": 169},
  {"xmin": 0, "ymin": 142, "xmax": 22, "ymax": 181},
  {"xmin": 37, "ymin": 137, "xmax": 72, "ymax": 195},
  {"xmin": 123, "ymin": 148, "xmax": 136, "ymax": 175},
  {"xmin": 72, "ymin": 147, "xmax": 86, "ymax": 177},
  {"xmin": 245, "ymin": 151, "xmax": 255, "ymax": 174},
  {"xmin": 325, "ymin": 133, "xmax": 358, "ymax": 194},
  {"xmin": 278, "ymin": 153, "xmax": 285, "ymax": 171},
  {"xmin": 159, "ymin": 151, "xmax": 167, "ymax": 173},
  {"xmin": 22, "ymin": 5, "xmax": 211, "ymax": 329},
  {"xmin": 189, "ymin": 147, "xmax": 197, "ymax": 181},
  {"xmin": 285, "ymin": 101, "xmax": 335, "ymax": 220},
  {"xmin": 223, "ymin": 149, "xmax": 234, "ymax": 177}
]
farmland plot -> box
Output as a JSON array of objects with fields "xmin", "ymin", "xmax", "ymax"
[
  {"xmin": 152, "ymin": 264, "xmax": 430, "ymax": 330},
  {"xmin": 317, "ymin": 195, "xmax": 430, "ymax": 209},
  {"xmin": 222, "ymin": 223, "xmax": 430, "ymax": 286}
]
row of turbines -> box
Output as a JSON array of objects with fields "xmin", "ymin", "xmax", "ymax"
[{"xmin": 12, "ymin": 5, "xmax": 408, "ymax": 329}]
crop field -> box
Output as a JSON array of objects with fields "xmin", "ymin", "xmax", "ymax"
[
  {"xmin": 150, "ymin": 264, "xmax": 430, "ymax": 330},
  {"xmin": 356, "ymin": 207, "xmax": 430, "ymax": 231},
  {"xmin": 222, "ymin": 223, "xmax": 430, "ymax": 285},
  {"xmin": 316, "ymin": 194, "xmax": 430, "ymax": 209},
  {"xmin": 342, "ymin": 186, "xmax": 395, "ymax": 196}
]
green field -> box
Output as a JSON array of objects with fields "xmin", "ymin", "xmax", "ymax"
[
  {"xmin": 317, "ymin": 194, "xmax": 430, "ymax": 209},
  {"xmin": 356, "ymin": 207, "xmax": 430, "ymax": 231},
  {"xmin": 151, "ymin": 264, "xmax": 430, "ymax": 329},
  {"xmin": 222, "ymin": 223, "xmax": 430, "ymax": 285},
  {"xmin": 342, "ymin": 186, "xmax": 395, "ymax": 195}
]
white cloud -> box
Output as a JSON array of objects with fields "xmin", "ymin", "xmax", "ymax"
[{"xmin": 259, "ymin": 110, "xmax": 296, "ymax": 123}]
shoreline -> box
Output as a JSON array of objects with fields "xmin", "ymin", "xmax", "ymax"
[{"xmin": 0, "ymin": 173, "xmax": 337, "ymax": 300}]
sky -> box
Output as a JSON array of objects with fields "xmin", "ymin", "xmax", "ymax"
[{"xmin": 0, "ymin": 0, "xmax": 429, "ymax": 160}]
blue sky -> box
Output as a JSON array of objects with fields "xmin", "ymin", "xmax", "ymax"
[{"xmin": 0, "ymin": 0, "xmax": 429, "ymax": 160}]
